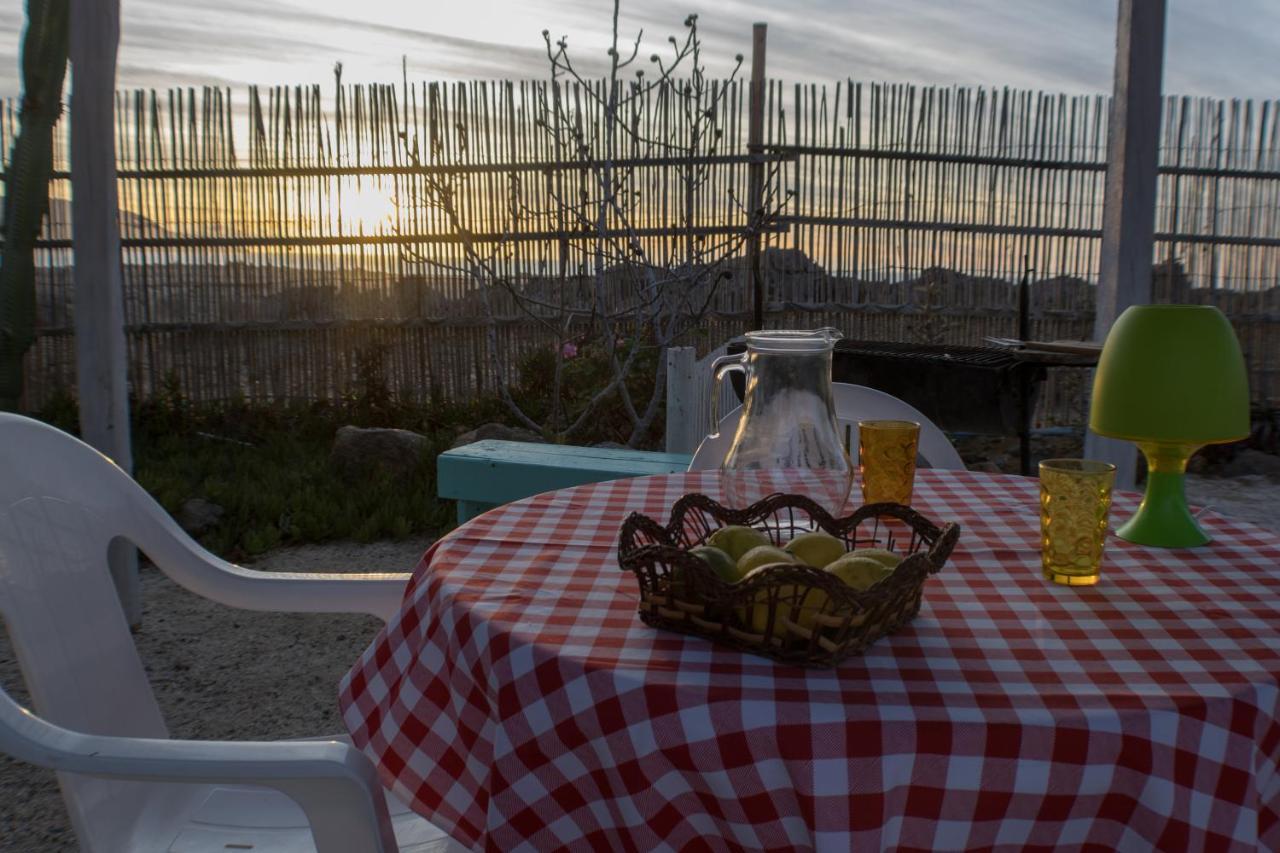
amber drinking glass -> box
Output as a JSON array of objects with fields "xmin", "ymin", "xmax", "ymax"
[
  {"xmin": 1039, "ymin": 459, "xmax": 1116, "ymax": 586},
  {"xmin": 858, "ymin": 420, "xmax": 921, "ymax": 505}
]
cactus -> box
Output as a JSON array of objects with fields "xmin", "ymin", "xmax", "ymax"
[{"xmin": 0, "ymin": 0, "xmax": 70, "ymax": 410}]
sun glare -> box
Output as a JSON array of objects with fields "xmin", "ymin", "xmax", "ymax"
[{"xmin": 335, "ymin": 180, "xmax": 399, "ymax": 233}]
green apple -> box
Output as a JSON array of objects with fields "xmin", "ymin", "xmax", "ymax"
[
  {"xmin": 736, "ymin": 545, "xmax": 796, "ymax": 576},
  {"xmin": 783, "ymin": 531, "xmax": 847, "ymax": 568},
  {"xmin": 739, "ymin": 564, "xmax": 829, "ymax": 634},
  {"xmin": 825, "ymin": 554, "xmax": 895, "ymax": 591},
  {"xmin": 706, "ymin": 525, "xmax": 773, "ymax": 561},
  {"xmin": 854, "ymin": 548, "xmax": 903, "ymax": 570},
  {"xmin": 688, "ymin": 545, "xmax": 740, "ymax": 583}
]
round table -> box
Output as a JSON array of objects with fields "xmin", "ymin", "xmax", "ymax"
[{"xmin": 340, "ymin": 470, "xmax": 1280, "ymax": 852}]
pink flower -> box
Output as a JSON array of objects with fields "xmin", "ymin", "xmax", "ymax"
[{"xmin": 561, "ymin": 342, "xmax": 578, "ymax": 359}]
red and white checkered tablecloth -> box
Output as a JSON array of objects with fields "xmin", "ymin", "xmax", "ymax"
[{"xmin": 339, "ymin": 470, "xmax": 1280, "ymax": 852}]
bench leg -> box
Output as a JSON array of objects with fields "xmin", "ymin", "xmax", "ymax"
[{"xmin": 456, "ymin": 500, "xmax": 495, "ymax": 525}]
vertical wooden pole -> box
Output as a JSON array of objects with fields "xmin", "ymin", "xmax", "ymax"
[
  {"xmin": 746, "ymin": 23, "xmax": 767, "ymax": 331},
  {"xmin": 1017, "ymin": 255, "xmax": 1033, "ymax": 475},
  {"xmin": 70, "ymin": 0, "xmax": 140, "ymax": 625},
  {"xmin": 664, "ymin": 346, "xmax": 697, "ymax": 454},
  {"xmin": 1083, "ymin": 0, "xmax": 1166, "ymax": 490}
]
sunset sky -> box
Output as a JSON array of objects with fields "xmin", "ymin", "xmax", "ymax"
[{"xmin": 2, "ymin": 0, "xmax": 1280, "ymax": 101}]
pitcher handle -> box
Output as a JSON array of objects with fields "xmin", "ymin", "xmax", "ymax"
[{"xmin": 709, "ymin": 353, "xmax": 746, "ymax": 438}]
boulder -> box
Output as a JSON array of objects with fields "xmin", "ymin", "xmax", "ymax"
[
  {"xmin": 178, "ymin": 498, "xmax": 224, "ymax": 536},
  {"xmin": 331, "ymin": 425, "xmax": 431, "ymax": 481},
  {"xmin": 450, "ymin": 422, "xmax": 544, "ymax": 449}
]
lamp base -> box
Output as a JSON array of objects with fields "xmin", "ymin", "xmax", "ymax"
[{"xmin": 1114, "ymin": 443, "xmax": 1209, "ymax": 548}]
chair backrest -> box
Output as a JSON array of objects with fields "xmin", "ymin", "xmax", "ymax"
[
  {"xmin": 688, "ymin": 382, "xmax": 966, "ymax": 471},
  {"xmin": 0, "ymin": 414, "xmax": 187, "ymax": 845}
]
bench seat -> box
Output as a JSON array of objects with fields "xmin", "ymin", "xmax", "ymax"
[{"xmin": 437, "ymin": 439, "xmax": 693, "ymax": 524}]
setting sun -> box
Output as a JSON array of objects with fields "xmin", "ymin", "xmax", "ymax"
[{"xmin": 334, "ymin": 178, "xmax": 399, "ymax": 232}]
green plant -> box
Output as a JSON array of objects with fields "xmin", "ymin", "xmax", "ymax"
[
  {"xmin": 132, "ymin": 404, "xmax": 455, "ymax": 560},
  {"xmin": 134, "ymin": 371, "xmax": 191, "ymax": 438},
  {"xmin": 30, "ymin": 357, "xmax": 660, "ymax": 560},
  {"xmin": 344, "ymin": 343, "xmax": 397, "ymax": 427},
  {"xmin": 34, "ymin": 383, "xmax": 77, "ymax": 432},
  {"xmin": 512, "ymin": 337, "xmax": 664, "ymax": 447}
]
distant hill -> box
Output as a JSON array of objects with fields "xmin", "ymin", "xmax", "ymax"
[{"xmin": 35, "ymin": 196, "xmax": 176, "ymax": 240}]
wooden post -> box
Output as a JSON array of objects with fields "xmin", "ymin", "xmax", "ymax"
[
  {"xmin": 1017, "ymin": 255, "xmax": 1032, "ymax": 475},
  {"xmin": 746, "ymin": 22, "xmax": 767, "ymax": 331},
  {"xmin": 70, "ymin": 0, "xmax": 140, "ymax": 625},
  {"xmin": 665, "ymin": 346, "xmax": 698, "ymax": 454},
  {"xmin": 1083, "ymin": 0, "xmax": 1166, "ymax": 490}
]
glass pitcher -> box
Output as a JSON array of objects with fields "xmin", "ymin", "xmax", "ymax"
[{"xmin": 710, "ymin": 329, "xmax": 853, "ymax": 514}]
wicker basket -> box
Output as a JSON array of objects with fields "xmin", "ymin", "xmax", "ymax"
[{"xmin": 617, "ymin": 493, "xmax": 961, "ymax": 667}]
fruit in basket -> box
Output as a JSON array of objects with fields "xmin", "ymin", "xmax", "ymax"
[
  {"xmin": 855, "ymin": 548, "xmax": 903, "ymax": 569},
  {"xmin": 825, "ymin": 554, "xmax": 895, "ymax": 591},
  {"xmin": 740, "ymin": 564, "xmax": 829, "ymax": 634},
  {"xmin": 783, "ymin": 531, "xmax": 846, "ymax": 568},
  {"xmin": 706, "ymin": 525, "xmax": 773, "ymax": 561},
  {"xmin": 688, "ymin": 545, "xmax": 740, "ymax": 583},
  {"xmin": 736, "ymin": 545, "xmax": 797, "ymax": 576}
]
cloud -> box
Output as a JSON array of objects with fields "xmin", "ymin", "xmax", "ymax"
[{"xmin": 1, "ymin": 0, "xmax": 1278, "ymax": 102}]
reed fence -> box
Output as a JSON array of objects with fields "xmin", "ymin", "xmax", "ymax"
[{"xmin": 3, "ymin": 77, "xmax": 1279, "ymax": 427}]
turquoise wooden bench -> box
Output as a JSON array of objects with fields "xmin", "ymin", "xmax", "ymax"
[{"xmin": 437, "ymin": 440, "xmax": 693, "ymax": 524}]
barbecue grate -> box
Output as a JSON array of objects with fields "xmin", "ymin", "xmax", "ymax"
[{"xmin": 836, "ymin": 340, "xmax": 1018, "ymax": 369}]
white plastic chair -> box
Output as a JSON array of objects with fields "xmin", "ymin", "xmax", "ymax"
[
  {"xmin": 689, "ymin": 382, "xmax": 966, "ymax": 471},
  {"xmin": 0, "ymin": 413, "xmax": 463, "ymax": 853}
]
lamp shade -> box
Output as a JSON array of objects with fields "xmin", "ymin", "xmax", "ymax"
[{"xmin": 1090, "ymin": 304, "xmax": 1249, "ymax": 445}]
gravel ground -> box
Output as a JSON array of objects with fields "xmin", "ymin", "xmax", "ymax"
[
  {"xmin": 1185, "ymin": 474, "xmax": 1280, "ymax": 533},
  {"xmin": 0, "ymin": 536, "xmax": 433, "ymax": 853},
  {"xmin": 1, "ymin": 472, "xmax": 1277, "ymax": 852}
]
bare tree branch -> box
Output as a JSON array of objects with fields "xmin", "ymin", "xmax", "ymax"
[{"xmin": 392, "ymin": 3, "xmax": 788, "ymax": 446}]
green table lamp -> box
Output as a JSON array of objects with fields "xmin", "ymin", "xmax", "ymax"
[{"xmin": 1089, "ymin": 304, "xmax": 1249, "ymax": 547}]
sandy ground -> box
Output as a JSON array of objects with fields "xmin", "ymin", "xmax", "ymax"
[
  {"xmin": 1, "ymin": 476, "xmax": 1277, "ymax": 852},
  {"xmin": 1184, "ymin": 474, "xmax": 1280, "ymax": 532}
]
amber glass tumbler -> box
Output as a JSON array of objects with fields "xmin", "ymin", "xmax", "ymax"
[
  {"xmin": 1039, "ymin": 459, "xmax": 1116, "ymax": 586},
  {"xmin": 858, "ymin": 420, "xmax": 920, "ymax": 505}
]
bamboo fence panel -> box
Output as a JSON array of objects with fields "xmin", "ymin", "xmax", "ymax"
[{"xmin": 3, "ymin": 78, "xmax": 1280, "ymax": 427}]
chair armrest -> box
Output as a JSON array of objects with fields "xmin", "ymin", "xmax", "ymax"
[
  {"xmin": 185, "ymin": 567, "xmax": 414, "ymax": 623},
  {"xmin": 168, "ymin": 560, "xmax": 412, "ymax": 623},
  {"xmin": 63, "ymin": 452, "xmax": 426, "ymax": 621},
  {"xmin": 130, "ymin": 502, "xmax": 417, "ymax": 620},
  {"xmin": 0, "ymin": 692, "xmax": 398, "ymax": 853}
]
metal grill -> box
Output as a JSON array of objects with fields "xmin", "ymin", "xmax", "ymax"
[
  {"xmin": 830, "ymin": 340, "xmax": 1036, "ymax": 437},
  {"xmin": 834, "ymin": 341, "xmax": 1019, "ymax": 370}
]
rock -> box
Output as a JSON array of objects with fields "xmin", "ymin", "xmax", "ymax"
[
  {"xmin": 331, "ymin": 425, "xmax": 430, "ymax": 481},
  {"xmin": 964, "ymin": 453, "xmax": 1014, "ymax": 474},
  {"xmin": 1211, "ymin": 448, "xmax": 1280, "ymax": 482},
  {"xmin": 450, "ymin": 422, "xmax": 544, "ymax": 449},
  {"xmin": 178, "ymin": 498, "xmax": 224, "ymax": 536},
  {"xmin": 990, "ymin": 454, "xmax": 1017, "ymax": 474}
]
